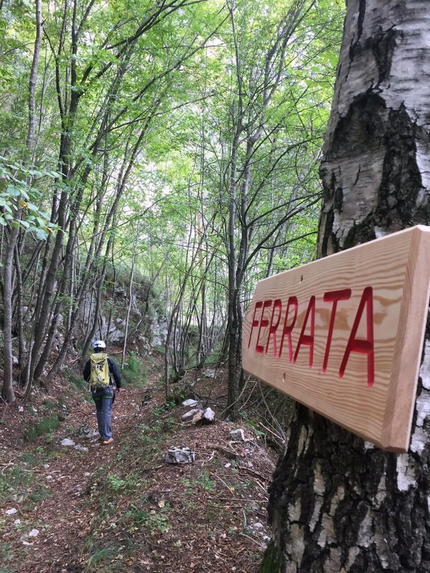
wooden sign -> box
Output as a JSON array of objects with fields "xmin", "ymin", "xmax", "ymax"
[{"xmin": 242, "ymin": 226, "xmax": 430, "ymax": 452}]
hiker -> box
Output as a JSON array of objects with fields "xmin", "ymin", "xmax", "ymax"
[{"xmin": 83, "ymin": 340, "xmax": 122, "ymax": 445}]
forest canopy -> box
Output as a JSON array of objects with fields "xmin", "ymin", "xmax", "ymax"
[{"xmin": 0, "ymin": 0, "xmax": 344, "ymax": 405}]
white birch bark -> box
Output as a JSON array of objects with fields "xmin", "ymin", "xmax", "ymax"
[
  {"xmin": 261, "ymin": 1, "xmax": 430, "ymax": 572},
  {"xmin": 319, "ymin": 0, "xmax": 430, "ymax": 255}
]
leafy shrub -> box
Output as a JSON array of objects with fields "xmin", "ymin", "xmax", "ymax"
[
  {"xmin": 26, "ymin": 415, "xmax": 60, "ymax": 441},
  {"xmin": 29, "ymin": 486, "xmax": 52, "ymax": 502},
  {"xmin": 64, "ymin": 368, "xmax": 88, "ymax": 391},
  {"xmin": 121, "ymin": 353, "xmax": 147, "ymax": 387},
  {"xmin": 0, "ymin": 465, "xmax": 32, "ymax": 502}
]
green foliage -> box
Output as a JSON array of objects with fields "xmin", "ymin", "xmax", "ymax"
[
  {"xmin": 41, "ymin": 400, "xmax": 57, "ymax": 412},
  {"xmin": 65, "ymin": 369, "xmax": 88, "ymax": 393},
  {"xmin": 104, "ymin": 263, "xmax": 152, "ymax": 292},
  {"xmin": 0, "ymin": 3, "xmax": 347, "ymax": 568},
  {"xmin": 0, "ymin": 156, "xmax": 60, "ymax": 238},
  {"xmin": 0, "ymin": 452, "xmax": 52, "ymax": 509},
  {"xmin": 0, "ymin": 0, "xmax": 344, "ymax": 407},
  {"xmin": 121, "ymin": 353, "xmax": 147, "ymax": 387},
  {"xmin": 20, "ymin": 451, "xmax": 39, "ymax": 466},
  {"xmin": 196, "ymin": 471, "xmax": 215, "ymax": 492},
  {"xmin": 106, "ymin": 474, "xmax": 128, "ymax": 492},
  {"xmin": 159, "ymin": 387, "xmax": 189, "ymax": 410},
  {"xmin": 28, "ymin": 486, "xmax": 52, "ymax": 502},
  {"xmin": 88, "ymin": 469, "xmax": 141, "ymax": 499},
  {"xmin": 25, "ymin": 416, "xmax": 60, "ymax": 442},
  {"xmin": 259, "ymin": 540, "xmax": 282, "ymax": 573},
  {"xmin": 87, "ymin": 545, "xmax": 121, "ymax": 569},
  {"xmin": 0, "ymin": 462, "xmax": 38, "ymax": 505},
  {"xmin": 124, "ymin": 504, "xmax": 171, "ymax": 534}
]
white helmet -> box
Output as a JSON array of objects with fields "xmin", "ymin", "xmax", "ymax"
[{"xmin": 93, "ymin": 340, "xmax": 106, "ymax": 350}]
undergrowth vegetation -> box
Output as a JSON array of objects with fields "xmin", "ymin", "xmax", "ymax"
[
  {"xmin": 1, "ymin": 354, "xmax": 277, "ymax": 573},
  {"xmin": 121, "ymin": 353, "xmax": 147, "ymax": 387},
  {"xmin": 25, "ymin": 416, "xmax": 60, "ymax": 442},
  {"xmin": 79, "ymin": 402, "xmax": 270, "ymax": 572}
]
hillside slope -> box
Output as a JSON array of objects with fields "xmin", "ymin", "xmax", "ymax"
[{"xmin": 1, "ymin": 359, "xmax": 277, "ymax": 573}]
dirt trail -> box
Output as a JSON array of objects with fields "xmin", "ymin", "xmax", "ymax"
[
  {"xmin": 2, "ymin": 387, "xmax": 139, "ymax": 570},
  {"xmin": 1, "ymin": 375, "xmax": 276, "ymax": 573}
]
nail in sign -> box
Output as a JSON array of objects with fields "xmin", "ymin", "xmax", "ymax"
[{"xmin": 242, "ymin": 226, "xmax": 430, "ymax": 452}]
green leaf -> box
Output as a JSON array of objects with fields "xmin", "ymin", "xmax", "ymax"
[{"xmin": 34, "ymin": 228, "xmax": 48, "ymax": 240}]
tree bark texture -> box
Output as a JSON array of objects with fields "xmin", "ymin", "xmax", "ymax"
[
  {"xmin": 318, "ymin": 0, "xmax": 430, "ymax": 256},
  {"xmin": 262, "ymin": 1, "xmax": 430, "ymax": 572}
]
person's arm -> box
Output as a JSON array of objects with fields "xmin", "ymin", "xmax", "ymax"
[
  {"xmin": 108, "ymin": 358, "xmax": 122, "ymax": 389},
  {"xmin": 83, "ymin": 360, "xmax": 90, "ymax": 382}
]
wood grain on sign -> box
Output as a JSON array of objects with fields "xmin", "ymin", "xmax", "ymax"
[{"xmin": 242, "ymin": 226, "xmax": 430, "ymax": 452}]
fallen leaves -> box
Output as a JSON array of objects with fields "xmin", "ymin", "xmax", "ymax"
[{"xmin": 0, "ymin": 367, "xmax": 276, "ymax": 573}]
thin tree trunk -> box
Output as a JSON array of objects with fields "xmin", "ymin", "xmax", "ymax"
[
  {"xmin": 122, "ymin": 239, "xmax": 137, "ymax": 369},
  {"xmin": 23, "ymin": 0, "xmax": 81, "ymax": 399},
  {"xmin": 82, "ymin": 238, "xmax": 113, "ymax": 359},
  {"xmin": 2, "ymin": 226, "xmax": 18, "ymax": 402},
  {"xmin": 262, "ymin": 2, "xmax": 430, "ymax": 571},
  {"xmin": 13, "ymin": 244, "xmax": 25, "ymax": 370},
  {"xmin": 2, "ymin": 0, "xmax": 43, "ymax": 402},
  {"xmin": 27, "ymin": 0, "xmax": 43, "ymax": 154},
  {"xmin": 224, "ymin": 0, "xmax": 318, "ymax": 419}
]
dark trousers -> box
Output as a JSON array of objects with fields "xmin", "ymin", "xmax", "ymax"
[{"xmin": 92, "ymin": 386, "xmax": 114, "ymax": 440}]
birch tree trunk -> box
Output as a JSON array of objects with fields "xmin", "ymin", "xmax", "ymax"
[{"xmin": 261, "ymin": 1, "xmax": 430, "ymax": 571}]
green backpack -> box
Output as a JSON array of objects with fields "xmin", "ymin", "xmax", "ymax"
[{"xmin": 89, "ymin": 353, "xmax": 110, "ymax": 389}]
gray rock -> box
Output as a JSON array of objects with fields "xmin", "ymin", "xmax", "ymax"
[
  {"xmin": 74, "ymin": 444, "xmax": 89, "ymax": 452},
  {"xmin": 203, "ymin": 407, "xmax": 215, "ymax": 422},
  {"xmin": 203, "ymin": 369, "xmax": 216, "ymax": 378},
  {"xmin": 229, "ymin": 428, "xmax": 245, "ymax": 441},
  {"xmin": 181, "ymin": 408, "xmax": 200, "ymax": 421},
  {"xmin": 182, "ymin": 399, "xmax": 198, "ymax": 407},
  {"xmin": 165, "ymin": 447, "xmax": 195, "ymax": 464},
  {"xmin": 192, "ymin": 407, "xmax": 215, "ymax": 425}
]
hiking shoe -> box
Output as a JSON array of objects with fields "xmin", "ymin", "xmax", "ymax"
[{"xmin": 102, "ymin": 438, "xmax": 114, "ymax": 445}]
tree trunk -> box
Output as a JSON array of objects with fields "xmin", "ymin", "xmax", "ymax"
[
  {"xmin": 2, "ymin": 226, "xmax": 18, "ymax": 402},
  {"xmin": 27, "ymin": 0, "xmax": 42, "ymax": 154},
  {"xmin": 261, "ymin": 1, "xmax": 430, "ymax": 571},
  {"xmin": 2, "ymin": 0, "xmax": 43, "ymax": 402},
  {"xmin": 122, "ymin": 238, "xmax": 137, "ymax": 369}
]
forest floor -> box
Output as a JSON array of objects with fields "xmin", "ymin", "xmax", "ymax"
[{"xmin": 0, "ymin": 353, "xmax": 279, "ymax": 573}]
